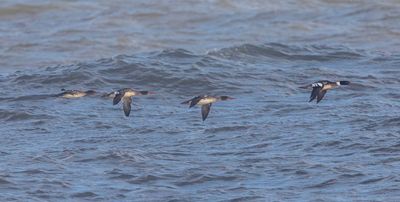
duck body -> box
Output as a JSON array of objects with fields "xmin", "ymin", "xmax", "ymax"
[
  {"xmin": 309, "ymin": 80, "xmax": 350, "ymax": 103},
  {"xmin": 181, "ymin": 95, "xmax": 234, "ymax": 121},
  {"xmin": 57, "ymin": 89, "xmax": 96, "ymax": 98},
  {"xmin": 113, "ymin": 88, "xmax": 153, "ymax": 117}
]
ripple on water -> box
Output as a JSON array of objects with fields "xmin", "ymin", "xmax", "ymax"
[
  {"xmin": 0, "ymin": 109, "xmax": 54, "ymax": 122},
  {"xmin": 71, "ymin": 191, "xmax": 97, "ymax": 198},
  {"xmin": 173, "ymin": 174, "xmax": 239, "ymax": 187},
  {"xmin": 0, "ymin": 178, "xmax": 12, "ymax": 185}
]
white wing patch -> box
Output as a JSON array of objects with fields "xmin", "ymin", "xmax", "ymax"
[{"xmin": 311, "ymin": 82, "xmax": 323, "ymax": 87}]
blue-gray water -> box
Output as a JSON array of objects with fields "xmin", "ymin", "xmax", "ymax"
[{"xmin": 1, "ymin": 1, "xmax": 400, "ymax": 201}]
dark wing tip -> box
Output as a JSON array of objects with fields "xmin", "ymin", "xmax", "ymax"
[
  {"xmin": 316, "ymin": 90, "xmax": 327, "ymax": 103},
  {"xmin": 124, "ymin": 109, "xmax": 130, "ymax": 117},
  {"xmin": 202, "ymin": 111, "xmax": 208, "ymax": 121},
  {"xmin": 309, "ymin": 87, "xmax": 319, "ymax": 103},
  {"xmin": 122, "ymin": 97, "xmax": 132, "ymax": 117},
  {"xmin": 201, "ymin": 104, "xmax": 211, "ymax": 121}
]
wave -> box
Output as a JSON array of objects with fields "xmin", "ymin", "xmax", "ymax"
[
  {"xmin": 208, "ymin": 43, "xmax": 365, "ymax": 61},
  {"xmin": 0, "ymin": 43, "xmax": 396, "ymax": 100}
]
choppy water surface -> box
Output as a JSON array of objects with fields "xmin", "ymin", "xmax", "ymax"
[{"xmin": 1, "ymin": 0, "xmax": 400, "ymax": 201}]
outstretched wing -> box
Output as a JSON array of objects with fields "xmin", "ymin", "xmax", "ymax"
[
  {"xmin": 181, "ymin": 96, "xmax": 203, "ymax": 108},
  {"xmin": 190, "ymin": 96, "xmax": 204, "ymax": 108},
  {"xmin": 113, "ymin": 92, "xmax": 124, "ymax": 105},
  {"xmin": 103, "ymin": 91, "xmax": 116, "ymax": 98},
  {"xmin": 122, "ymin": 97, "xmax": 132, "ymax": 117},
  {"xmin": 181, "ymin": 98, "xmax": 192, "ymax": 105},
  {"xmin": 309, "ymin": 87, "xmax": 321, "ymax": 102},
  {"xmin": 201, "ymin": 103, "xmax": 212, "ymax": 121},
  {"xmin": 316, "ymin": 90, "xmax": 327, "ymax": 103}
]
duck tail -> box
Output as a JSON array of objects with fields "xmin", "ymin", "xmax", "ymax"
[{"xmin": 299, "ymin": 84, "xmax": 311, "ymax": 89}]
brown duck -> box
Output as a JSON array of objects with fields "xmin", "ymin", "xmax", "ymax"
[
  {"xmin": 308, "ymin": 80, "xmax": 350, "ymax": 103},
  {"xmin": 113, "ymin": 88, "xmax": 154, "ymax": 117},
  {"xmin": 181, "ymin": 95, "xmax": 234, "ymax": 121}
]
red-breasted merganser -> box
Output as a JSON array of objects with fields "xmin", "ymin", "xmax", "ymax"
[
  {"xmin": 113, "ymin": 88, "xmax": 154, "ymax": 117},
  {"xmin": 57, "ymin": 89, "xmax": 96, "ymax": 98},
  {"xmin": 181, "ymin": 95, "xmax": 234, "ymax": 121},
  {"xmin": 306, "ymin": 80, "xmax": 350, "ymax": 103}
]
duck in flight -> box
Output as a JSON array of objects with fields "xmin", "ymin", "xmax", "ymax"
[
  {"xmin": 181, "ymin": 95, "xmax": 234, "ymax": 121},
  {"xmin": 113, "ymin": 88, "xmax": 154, "ymax": 117},
  {"xmin": 57, "ymin": 89, "xmax": 96, "ymax": 98},
  {"xmin": 307, "ymin": 80, "xmax": 350, "ymax": 103}
]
